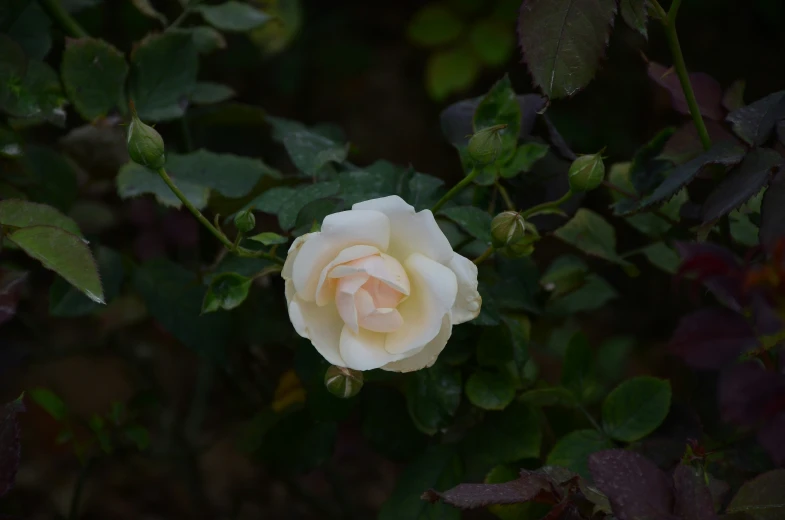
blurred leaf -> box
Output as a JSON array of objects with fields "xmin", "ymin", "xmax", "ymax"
[
  {"xmin": 640, "ymin": 242, "xmax": 680, "ymax": 273},
  {"xmin": 648, "ymin": 62, "xmax": 723, "ymax": 120},
  {"xmin": 196, "ymin": 1, "xmax": 271, "ymax": 32},
  {"xmin": 668, "ymin": 309, "xmax": 757, "ymax": 370},
  {"xmin": 629, "ymin": 127, "xmax": 676, "ymax": 195},
  {"xmin": 725, "ymin": 469, "xmax": 785, "ymax": 520},
  {"xmin": 602, "ymin": 376, "xmax": 671, "ymax": 442},
  {"xmin": 0, "ymin": 0, "xmax": 51, "ymax": 59},
  {"xmin": 130, "ymin": 0, "xmax": 167, "ymax": 24},
  {"xmin": 117, "ymin": 163, "xmax": 210, "ymax": 210},
  {"xmin": 18, "ymin": 147, "xmax": 78, "ymax": 212},
  {"xmin": 249, "ymin": 0, "xmax": 302, "ymax": 55},
  {"xmin": 546, "ymin": 273, "xmax": 618, "ymax": 314},
  {"xmin": 202, "ymin": 272, "xmax": 252, "ymax": 313},
  {"xmin": 407, "ymin": 4, "xmax": 464, "ymax": 47},
  {"xmin": 0, "ymin": 35, "xmax": 26, "ymax": 108},
  {"xmin": 293, "ymin": 341, "xmax": 355, "ymax": 422},
  {"xmin": 406, "ymin": 361, "xmax": 462, "ymax": 435},
  {"xmin": 499, "ymin": 142, "xmax": 549, "ymax": 178},
  {"xmin": 596, "ymin": 336, "xmax": 633, "ymax": 382},
  {"xmin": 247, "ymin": 182, "xmax": 340, "ymax": 230},
  {"xmin": 379, "ymin": 444, "xmax": 462, "ymax": 520},
  {"xmin": 473, "ymin": 75, "xmax": 521, "ymax": 164},
  {"xmin": 8, "ymin": 226, "xmax": 104, "ymax": 303},
  {"xmin": 122, "ymin": 424, "xmax": 150, "ymax": 451},
  {"xmin": 488, "ymin": 256, "xmax": 541, "ymax": 314},
  {"xmin": 0, "ymin": 199, "xmax": 82, "ymax": 236},
  {"xmin": 178, "ymin": 26, "xmax": 227, "ymax": 54},
  {"xmin": 267, "ymin": 116, "xmax": 348, "ymax": 175},
  {"xmin": 702, "ymin": 148, "xmax": 781, "ymax": 224},
  {"xmin": 2, "ymin": 60, "xmax": 66, "ymax": 124},
  {"xmin": 760, "ymin": 172, "xmax": 785, "ymax": 252},
  {"xmin": 50, "ymin": 246, "xmax": 125, "ymax": 316},
  {"xmin": 476, "ymin": 323, "xmax": 515, "ymax": 368},
  {"xmin": 469, "ymin": 18, "xmax": 514, "ymax": 67},
  {"xmin": 440, "ymin": 206, "xmax": 492, "ymax": 244},
  {"xmin": 129, "ymin": 32, "xmax": 198, "ymax": 121},
  {"xmin": 426, "ymin": 46, "xmax": 480, "ymax": 101},
  {"xmin": 0, "ymin": 397, "xmax": 24, "ymax": 498},
  {"xmin": 259, "ymin": 410, "xmax": 336, "ymax": 472},
  {"xmin": 554, "ymin": 209, "xmax": 631, "ymax": 268},
  {"xmin": 465, "ymin": 370, "xmax": 515, "ymax": 411},
  {"xmin": 540, "ymin": 255, "xmax": 588, "ymax": 298},
  {"xmin": 517, "ymin": 0, "xmax": 616, "ymax": 98},
  {"xmin": 727, "ymin": 90, "xmax": 785, "ymax": 146},
  {"xmin": 337, "ymin": 162, "xmax": 412, "ymax": 205},
  {"xmin": 30, "ymin": 388, "xmax": 67, "ymax": 421},
  {"xmin": 519, "ymin": 386, "xmax": 576, "ymax": 407},
  {"xmin": 561, "ymin": 332, "xmax": 596, "ymax": 401},
  {"xmin": 61, "ymin": 38, "xmax": 128, "ymax": 121},
  {"xmin": 361, "ymin": 386, "xmax": 427, "ymax": 461},
  {"xmin": 190, "ymin": 81, "xmax": 235, "ymax": 104},
  {"xmin": 723, "ymin": 79, "xmax": 746, "ymax": 112},
  {"xmin": 247, "ymin": 232, "xmax": 287, "ymax": 245},
  {"xmin": 673, "ymin": 464, "xmax": 719, "ymax": 520},
  {"xmin": 620, "ymin": 0, "xmax": 648, "ymax": 38},
  {"xmin": 547, "ymin": 429, "xmax": 613, "ymax": 479}
]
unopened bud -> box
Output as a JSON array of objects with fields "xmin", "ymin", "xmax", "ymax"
[
  {"xmin": 568, "ymin": 152, "xmax": 605, "ymax": 192},
  {"xmin": 234, "ymin": 210, "xmax": 256, "ymax": 234},
  {"xmin": 491, "ymin": 211, "xmax": 525, "ymax": 249},
  {"xmin": 499, "ymin": 220, "xmax": 539, "ymax": 258},
  {"xmin": 324, "ymin": 365, "xmax": 363, "ymax": 398},
  {"xmin": 127, "ymin": 103, "xmax": 165, "ymax": 169},
  {"xmin": 467, "ymin": 124, "xmax": 506, "ymax": 166}
]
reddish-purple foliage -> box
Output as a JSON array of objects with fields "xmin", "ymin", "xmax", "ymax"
[
  {"xmin": 0, "ymin": 398, "xmax": 24, "ymax": 498},
  {"xmin": 0, "ymin": 269, "xmax": 27, "ymax": 327},
  {"xmin": 673, "ymin": 464, "xmax": 719, "ymax": 520},
  {"xmin": 668, "ymin": 309, "xmax": 758, "ymax": 369},
  {"xmin": 718, "ymin": 362, "xmax": 785, "ymax": 427},
  {"xmin": 648, "ymin": 62, "xmax": 724, "ymax": 121}
]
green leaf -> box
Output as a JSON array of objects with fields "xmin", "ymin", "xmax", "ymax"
[
  {"xmin": 247, "ymin": 232, "xmax": 287, "ymax": 245},
  {"xmin": 202, "ymin": 272, "xmax": 253, "ymax": 313},
  {"xmin": 337, "ymin": 162, "xmax": 412, "ymax": 205},
  {"xmin": 1, "ymin": 60, "xmax": 66, "ymax": 123},
  {"xmin": 379, "ymin": 444, "xmax": 462, "ymax": 520},
  {"xmin": 196, "ymin": 1, "xmax": 271, "ymax": 32},
  {"xmin": 465, "ymin": 370, "xmax": 515, "ymax": 410},
  {"xmin": 123, "ymin": 424, "xmax": 150, "ymax": 451},
  {"xmin": 554, "ymin": 209, "xmax": 631, "ymax": 268},
  {"xmin": 629, "ymin": 127, "xmax": 676, "ymax": 195},
  {"xmin": 0, "ymin": 0, "xmax": 51, "ymax": 59},
  {"xmin": 408, "ymin": 171, "xmax": 445, "ymax": 210},
  {"xmin": 129, "ymin": 32, "xmax": 198, "ymax": 121},
  {"xmin": 517, "ymin": 0, "xmax": 617, "ymax": 98},
  {"xmin": 247, "ymin": 182, "xmax": 340, "ymax": 230},
  {"xmin": 167, "ymin": 150, "xmax": 279, "ymax": 198},
  {"xmin": 117, "ymin": 163, "xmax": 210, "ymax": 210},
  {"xmin": 499, "ymin": 142, "xmax": 549, "ymax": 178},
  {"xmin": 19, "ymin": 147, "xmax": 78, "ymax": 212},
  {"xmin": 440, "ymin": 206, "xmax": 493, "ymax": 244},
  {"xmin": 190, "ymin": 82, "xmax": 235, "ymax": 105},
  {"xmin": 49, "ymin": 246, "xmax": 125, "ymax": 316},
  {"xmin": 267, "ymin": 116, "xmax": 348, "ymax": 175},
  {"xmin": 519, "ymin": 386, "xmax": 577, "ymax": 407},
  {"xmin": 473, "ymin": 75, "xmax": 522, "ymax": 164},
  {"xmin": 546, "ymin": 273, "xmax": 618, "ymax": 314},
  {"xmin": 407, "ymin": 4, "xmax": 464, "ymax": 47},
  {"xmin": 130, "ymin": 0, "xmax": 167, "ymax": 24},
  {"xmin": 179, "ymin": 26, "xmax": 227, "ymax": 54},
  {"xmin": 562, "ymin": 332, "xmax": 596, "ymax": 401},
  {"xmin": 8, "ymin": 226, "xmax": 104, "ymax": 303},
  {"xmin": 29, "ymin": 388, "xmax": 68, "ymax": 420},
  {"xmin": 361, "ymin": 387, "xmax": 427, "ymax": 462},
  {"xmin": 426, "ymin": 46, "xmax": 480, "ymax": 101},
  {"xmin": 602, "ymin": 376, "xmax": 671, "ymax": 442},
  {"xmin": 640, "ymin": 242, "xmax": 680, "ymax": 273},
  {"xmin": 546, "ymin": 429, "xmax": 614, "ymax": 479},
  {"xmin": 469, "ymin": 18, "xmax": 514, "ymax": 67},
  {"xmin": 761, "ymin": 172, "xmax": 785, "ymax": 252},
  {"xmin": 0, "ymin": 199, "xmax": 82, "ymax": 236},
  {"xmin": 726, "ymin": 469, "xmax": 785, "ymax": 520},
  {"xmin": 406, "ymin": 362, "xmax": 462, "ymax": 435},
  {"xmin": 61, "ymin": 38, "xmax": 128, "ymax": 121},
  {"xmin": 541, "ymin": 255, "xmax": 588, "ymax": 298},
  {"xmin": 727, "ymin": 90, "xmax": 785, "ymax": 146},
  {"xmin": 0, "ymin": 35, "xmax": 26, "ymax": 109},
  {"xmin": 596, "ymin": 336, "xmax": 634, "ymax": 382},
  {"xmin": 620, "ymin": 0, "xmax": 649, "ymax": 38}
]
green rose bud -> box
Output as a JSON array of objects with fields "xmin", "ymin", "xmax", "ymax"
[
  {"xmin": 467, "ymin": 124, "xmax": 506, "ymax": 166},
  {"xmin": 490, "ymin": 211, "xmax": 526, "ymax": 249},
  {"xmin": 568, "ymin": 152, "xmax": 605, "ymax": 192},
  {"xmin": 324, "ymin": 365, "xmax": 363, "ymax": 398},
  {"xmin": 234, "ymin": 210, "xmax": 256, "ymax": 234},
  {"xmin": 499, "ymin": 219, "xmax": 539, "ymax": 258},
  {"xmin": 127, "ymin": 103, "xmax": 165, "ymax": 169}
]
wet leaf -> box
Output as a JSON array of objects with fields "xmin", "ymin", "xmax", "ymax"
[{"xmin": 727, "ymin": 90, "xmax": 785, "ymax": 146}]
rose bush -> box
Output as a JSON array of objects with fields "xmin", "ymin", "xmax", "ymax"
[{"xmin": 282, "ymin": 195, "xmax": 481, "ymax": 372}]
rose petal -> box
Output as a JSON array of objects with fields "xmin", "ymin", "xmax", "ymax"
[
  {"xmin": 353, "ymin": 195, "xmax": 453, "ymax": 265},
  {"xmin": 382, "ymin": 314, "xmax": 452, "ymax": 372},
  {"xmin": 367, "ymin": 278, "xmax": 404, "ymax": 308},
  {"xmin": 282, "ymin": 233, "xmax": 314, "ymax": 281},
  {"xmin": 447, "ymin": 252, "xmax": 481, "ymax": 324},
  {"xmin": 359, "ymin": 307, "xmax": 404, "ymax": 333},
  {"xmin": 329, "ymin": 253, "xmax": 410, "ymax": 296},
  {"xmin": 339, "ymin": 326, "xmax": 399, "ymax": 371},
  {"xmin": 314, "ymin": 244, "xmax": 380, "ymax": 306},
  {"xmin": 292, "ymin": 210, "xmax": 390, "ymax": 301},
  {"xmin": 335, "ymin": 273, "xmax": 370, "ymax": 333},
  {"xmin": 287, "ymin": 280, "xmax": 345, "ymax": 367},
  {"xmin": 384, "ymin": 253, "xmax": 457, "ymax": 355}
]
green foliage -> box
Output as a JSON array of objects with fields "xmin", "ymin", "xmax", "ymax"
[
  {"xmin": 0, "ymin": 199, "xmax": 82, "ymax": 236},
  {"xmin": 61, "ymin": 38, "xmax": 128, "ymax": 121},
  {"xmin": 30, "ymin": 388, "xmax": 68, "ymax": 421},
  {"xmin": 195, "ymin": 2, "xmax": 271, "ymax": 32},
  {"xmin": 49, "ymin": 246, "xmax": 124, "ymax": 316},
  {"xmin": 554, "ymin": 209, "xmax": 632, "ymax": 269},
  {"xmin": 408, "ymin": 5, "xmax": 464, "ymax": 47},
  {"xmin": 474, "ymin": 75, "xmax": 520, "ymax": 164},
  {"xmin": 465, "ymin": 370, "xmax": 515, "ymax": 410},
  {"xmin": 546, "ymin": 429, "xmax": 614, "ymax": 479},
  {"xmin": 406, "ymin": 362, "xmax": 462, "ymax": 435},
  {"xmin": 601, "ymin": 377, "xmax": 671, "ymax": 442},
  {"xmin": 202, "ymin": 272, "xmax": 253, "ymax": 313},
  {"xmin": 440, "ymin": 206, "xmax": 493, "ymax": 244}
]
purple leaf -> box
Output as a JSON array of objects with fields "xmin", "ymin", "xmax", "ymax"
[
  {"xmin": 589, "ymin": 449, "xmax": 677, "ymax": 520},
  {"xmin": 675, "ymin": 241, "xmax": 745, "ymax": 311},
  {"xmin": 0, "ymin": 269, "xmax": 27, "ymax": 327},
  {"xmin": 757, "ymin": 412, "xmax": 785, "ymax": 466},
  {"xmin": 673, "ymin": 464, "xmax": 719, "ymax": 520},
  {"xmin": 668, "ymin": 309, "xmax": 758, "ymax": 369},
  {"xmin": 726, "ymin": 469, "xmax": 785, "ymax": 519},
  {"xmin": 661, "ymin": 121, "xmax": 740, "ymax": 165},
  {"xmin": 727, "ymin": 90, "xmax": 785, "ymax": 146},
  {"xmin": 423, "ymin": 470, "xmax": 554, "ymax": 509},
  {"xmin": 0, "ymin": 397, "xmax": 24, "ymax": 498},
  {"xmin": 760, "ymin": 171, "xmax": 785, "ymax": 253},
  {"xmin": 648, "ymin": 62, "xmax": 724, "ymax": 121},
  {"xmin": 718, "ymin": 362, "xmax": 785, "ymax": 426}
]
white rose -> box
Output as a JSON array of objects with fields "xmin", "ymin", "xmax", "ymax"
[{"xmin": 282, "ymin": 195, "xmax": 481, "ymax": 372}]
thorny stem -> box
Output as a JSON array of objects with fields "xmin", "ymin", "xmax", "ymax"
[
  {"xmin": 40, "ymin": 0, "xmax": 89, "ymax": 38},
  {"xmin": 432, "ymin": 167, "xmax": 481, "ymax": 213},
  {"xmin": 473, "ymin": 246, "xmax": 494, "ymax": 265},
  {"xmin": 520, "ymin": 190, "xmax": 573, "ymax": 219},
  {"xmin": 496, "ymin": 181, "xmax": 516, "ymax": 211}
]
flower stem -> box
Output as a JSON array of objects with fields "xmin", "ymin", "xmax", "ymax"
[
  {"xmin": 520, "ymin": 190, "xmax": 573, "ymax": 219},
  {"xmin": 39, "ymin": 0, "xmax": 89, "ymax": 38},
  {"xmin": 496, "ymin": 181, "xmax": 516, "ymax": 211},
  {"xmin": 473, "ymin": 246, "xmax": 494, "ymax": 265},
  {"xmin": 432, "ymin": 167, "xmax": 480, "ymax": 213}
]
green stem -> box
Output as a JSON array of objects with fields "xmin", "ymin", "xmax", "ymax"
[
  {"xmin": 432, "ymin": 167, "xmax": 480, "ymax": 213},
  {"xmin": 473, "ymin": 246, "xmax": 494, "ymax": 265},
  {"xmin": 660, "ymin": 1, "xmax": 711, "ymax": 151},
  {"xmin": 40, "ymin": 0, "xmax": 89, "ymax": 38},
  {"xmin": 520, "ymin": 190, "xmax": 573, "ymax": 219},
  {"xmin": 496, "ymin": 181, "xmax": 516, "ymax": 211}
]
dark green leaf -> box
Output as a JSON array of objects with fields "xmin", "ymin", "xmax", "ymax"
[
  {"xmin": 469, "ymin": 18, "xmax": 514, "ymax": 66},
  {"xmin": 408, "ymin": 4, "xmax": 463, "ymax": 46},
  {"xmin": 426, "ymin": 47, "xmax": 480, "ymax": 101},
  {"xmin": 129, "ymin": 32, "xmax": 198, "ymax": 121},
  {"xmin": 465, "ymin": 370, "xmax": 515, "ymax": 410},
  {"xmin": 117, "ymin": 163, "xmax": 210, "ymax": 210},
  {"xmin": 30, "ymin": 388, "xmax": 68, "ymax": 420},
  {"xmin": 562, "ymin": 332, "xmax": 596, "ymax": 401},
  {"xmin": 248, "ymin": 182, "xmax": 340, "ymax": 230},
  {"xmin": 517, "ymin": 0, "xmax": 617, "ymax": 98},
  {"xmin": 268, "ymin": 116, "xmax": 348, "ymax": 175},
  {"xmin": 726, "ymin": 469, "xmax": 785, "ymax": 520},
  {"xmin": 0, "ymin": 397, "xmax": 24, "ymax": 497},
  {"xmin": 0, "ymin": 35, "xmax": 26, "ymax": 110},
  {"xmin": 167, "ymin": 150, "xmax": 279, "ymax": 198},
  {"xmin": 440, "ymin": 206, "xmax": 493, "ymax": 244},
  {"xmin": 202, "ymin": 272, "xmax": 253, "ymax": 313},
  {"xmin": 473, "ymin": 75, "xmax": 521, "ymax": 164},
  {"xmin": 19, "ymin": 147, "xmax": 78, "ymax": 211},
  {"xmin": 130, "ymin": 0, "xmax": 167, "ymax": 24},
  {"xmin": 196, "ymin": 1, "xmax": 271, "ymax": 32},
  {"xmin": 9, "ymin": 226, "xmax": 104, "ymax": 303},
  {"xmin": 49, "ymin": 246, "xmax": 124, "ymax": 316},
  {"xmin": 546, "ymin": 273, "xmax": 618, "ymax": 314},
  {"xmin": 547, "ymin": 429, "xmax": 614, "ymax": 479},
  {"xmin": 361, "ymin": 386, "xmax": 427, "ymax": 462},
  {"xmin": 0, "ymin": 199, "xmax": 82, "ymax": 236},
  {"xmin": 0, "ymin": 0, "xmax": 51, "ymax": 59},
  {"xmin": 258, "ymin": 410, "xmax": 336, "ymax": 472},
  {"xmin": 702, "ymin": 148, "xmax": 781, "ymax": 224},
  {"xmin": 727, "ymin": 90, "xmax": 785, "ymax": 146},
  {"xmin": 629, "ymin": 127, "xmax": 676, "ymax": 195},
  {"xmin": 553, "ymin": 209, "xmax": 631, "ymax": 267},
  {"xmin": 596, "ymin": 336, "xmax": 634, "ymax": 382},
  {"xmin": 620, "ymin": 0, "xmax": 649, "ymax": 38},
  {"xmin": 190, "ymin": 82, "xmax": 235, "ymax": 105},
  {"xmin": 499, "ymin": 142, "xmax": 549, "ymax": 178},
  {"xmin": 247, "ymin": 232, "xmax": 287, "ymax": 245},
  {"xmin": 408, "ymin": 172, "xmax": 445, "ymax": 210},
  {"xmin": 61, "ymin": 38, "xmax": 128, "ymax": 121},
  {"xmin": 760, "ymin": 172, "xmax": 785, "ymax": 252},
  {"xmin": 476, "ymin": 324, "xmax": 515, "ymax": 368},
  {"xmin": 2, "ymin": 60, "xmax": 66, "ymax": 124},
  {"xmin": 406, "ymin": 362, "xmax": 462, "ymax": 435},
  {"xmin": 178, "ymin": 26, "xmax": 227, "ymax": 54},
  {"xmin": 337, "ymin": 163, "xmax": 411, "ymax": 205},
  {"xmin": 379, "ymin": 444, "xmax": 463, "ymax": 520},
  {"xmin": 294, "ymin": 341, "xmax": 355, "ymax": 422},
  {"xmin": 488, "ymin": 256, "xmax": 542, "ymax": 314},
  {"xmin": 602, "ymin": 376, "xmax": 671, "ymax": 442},
  {"xmin": 519, "ymin": 386, "xmax": 577, "ymax": 407}
]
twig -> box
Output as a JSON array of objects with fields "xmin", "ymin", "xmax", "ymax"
[
  {"xmin": 496, "ymin": 181, "xmax": 516, "ymax": 211},
  {"xmin": 473, "ymin": 246, "xmax": 494, "ymax": 265},
  {"xmin": 432, "ymin": 167, "xmax": 480, "ymax": 213}
]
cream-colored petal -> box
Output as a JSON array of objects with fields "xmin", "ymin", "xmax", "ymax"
[
  {"xmin": 368, "ymin": 279, "xmax": 404, "ymax": 308},
  {"xmin": 282, "ymin": 233, "xmax": 314, "ymax": 281},
  {"xmin": 353, "ymin": 195, "xmax": 453, "ymax": 265},
  {"xmin": 447, "ymin": 252, "xmax": 482, "ymax": 324},
  {"xmin": 359, "ymin": 308, "xmax": 404, "ymax": 333},
  {"xmin": 329, "ymin": 253, "xmax": 410, "ymax": 296},
  {"xmin": 292, "ymin": 210, "xmax": 390, "ymax": 301},
  {"xmin": 335, "ymin": 273, "xmax": 370, "ymax": 333},
  {"xmin": 288, "ymin": 294, "xmax": 345, "ymax": 367},
  {"xmin": 314, "ymin": 245, "xmax": 379, "ymax": 306},
  {"xmin": 381, "ymin": 314, "xmax": 452, "ymax": 372},
  {"xmin": 339, "ymin": 326, "xmax": 399, "ymax": 371},
  {"xmin": 384, "ymin": 253, "xmax": 457, "ymax": 355}
]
